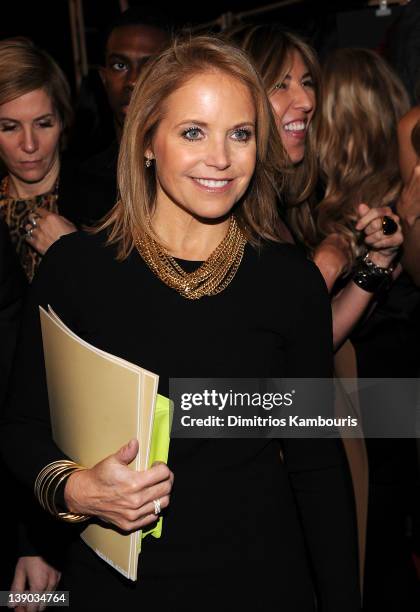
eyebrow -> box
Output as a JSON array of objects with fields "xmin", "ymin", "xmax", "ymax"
[
  {"xmin": 282, "ymin": 71, "xmax": 312, "ymax": 80},
  {"xmin": 0, "ymin": 113, "xmax": 55, "ymax": 122},
  {"xmin": 107, "ymin": 53, "xmax": 129, "ymax": 61},
  {"xmin": 175, "ymin": 120, "xmax": 255, "ymax": 129}
]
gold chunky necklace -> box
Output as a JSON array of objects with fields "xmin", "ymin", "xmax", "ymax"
[{"xmin": 135, "ymin": 216, "xmax": 247, "ymax": 300}]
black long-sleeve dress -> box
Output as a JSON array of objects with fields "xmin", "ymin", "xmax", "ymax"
[{"xmin": 0, "ymin": 230, "xmax": 360, "ymax": 611}]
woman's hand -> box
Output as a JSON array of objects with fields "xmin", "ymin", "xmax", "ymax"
[
  {"xmin": 9, "ymin": 556, "xmax": 61, "ymax": 612},
  {"xmin": 313, "ymin": 233, "xmax": 353, "ymax": 292},
  {"xmin": 355, "ymin": 203, "xmax": 402, "ymax": 268},
  {"xmin": 397, "ymin": 164, "xmax": 420, "ymax": 228},
  {"xmin": 24, "ymin": 208, "xmax": 76, "ymax": 255},
  {"xmin": 64, "ymin": 439, "xmax": 174, "ymax": 533}
]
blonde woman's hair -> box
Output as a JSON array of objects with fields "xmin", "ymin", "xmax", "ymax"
[
  {"xmin": 99, "ymin": 34, "xmax": 289, "ymax": 259},
  {"xmin": 316, "ymin": 48, "xmax": 410, "ymax": 260},
  {"xmin": 0, "ymin": 38, "xmax": 73, "ymax": 133},
  {"xmin": 225, "ymin": 23, "xmax": 321, "ymax": 248}
]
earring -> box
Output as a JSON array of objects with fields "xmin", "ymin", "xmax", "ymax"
[{"xmin": 145, "ymin": 157, "xmax": 152, "ymax": 168}]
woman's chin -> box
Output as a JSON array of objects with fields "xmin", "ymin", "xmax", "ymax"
[{"xmin": 288, "ymin": 147, "xmax": 306, "ymax": 165}]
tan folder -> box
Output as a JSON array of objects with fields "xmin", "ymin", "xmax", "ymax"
[{"xmin": 40, "ymin": 305, "xmax": 159, "ymax": 580}]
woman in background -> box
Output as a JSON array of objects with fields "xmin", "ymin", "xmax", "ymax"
[
  {"xmin": 0, "ymin": 38, "xmax": 113, "ymax": 282},
  {"xmin": 226, "ymin": 24, "xmax": 402, "ymax": 348},
  {"xmin": 0, "ymin": 38, "xmax": 76, "ymax": 281},
  {"xmin": 0, "ymin": 37, "xmax": 116, "ymax": 610},
  {"xmin": 0, "ymin": 37, "xmax": 72, "ymax": 607},
  {"xmin": 318, "ymin": 47, "xmax": 420, "ymax": 610}
]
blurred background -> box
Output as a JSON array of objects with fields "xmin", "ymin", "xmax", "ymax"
[{"xmin": 2, "ymin": 0, "xmax": 417, "ymax": 96}]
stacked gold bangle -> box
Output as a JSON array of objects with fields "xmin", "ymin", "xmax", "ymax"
[{"xmin": 34, "ymin": 460, "xmax": 90, "ymax": 523}]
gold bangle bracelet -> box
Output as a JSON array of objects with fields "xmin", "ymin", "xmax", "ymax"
[
  {"xmin": 44, "ymin": 466, "xmax": 79, "ymax": 516},
  {"xmin": 34, "ymin": 460, "xmax": 75, "ymax": 501},
  {"xmin": 34, "ymin": 460, "xmax": 90, "ymax": 523},
  {"xmin": 57, "ymin": 511, "xmax": 90, "ymax": 523},
  {"xmin": 49, "ymin": 466, "xmax": 86, "ymax": 516},
  {"xmin": 36, "ymin": 463, "xmax": 72, "ymax": 511},
  {"xmin": 36, "ymin": 462, "xmax": 75, "ymax": 512}
]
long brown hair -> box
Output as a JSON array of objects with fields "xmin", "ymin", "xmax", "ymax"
[
  {"xmin": 225, "ymin": 23, "xmax": 321, "ymax": 247},
  {"xmin": 98, "ymin": 35, "xmax": 289, "ymax": 259},
  {"xmin": 317, "ymin": 48, "xmax": 410, "ymax": 260}
]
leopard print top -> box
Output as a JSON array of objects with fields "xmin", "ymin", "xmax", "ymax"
[{"xmin": 0, "ymin": 176, "xmax": 59, "ymax": 281}]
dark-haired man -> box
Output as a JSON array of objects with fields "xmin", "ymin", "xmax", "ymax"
[
  {"xmin": 100, "ymin": 21, "xmax": 168, "ymax": 141},
  {"xmin": 83, "ymin": 9, "xmax": 169, "ymax": 203}
]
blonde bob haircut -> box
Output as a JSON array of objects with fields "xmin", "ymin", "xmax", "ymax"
[
  {"xmin": 100, "ymin": 35, "xmax": 288, "ymax": 259},
  {"xmin": 316, "ymin": 48, "xmax": 410, "ymax": 260},
  {"xmin": 0, "ymin": 37, "xmax": 73, "ymax": 134},
  {"xmin": 225, "ymin": 23, "xmax": 321, "ymax": 249}
]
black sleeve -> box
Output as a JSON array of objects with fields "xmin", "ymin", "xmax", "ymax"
[
  {"xmin": 0, "ymin": 237, "xmax": 77, "ymax": 490},
  {"xmin": 15, "ymin": 494, "xmax": 81, "ymax": 567},
  {"xmin": 0, "ymin": 234, "xmax": 84, "ymax": 563},
  {"xmin": 281, "ymin": 260, "xmax": 361, "ymax": 611},
  {"xmin": 0, "ymin": 220, "xmax": 26, "ymax": 408}
]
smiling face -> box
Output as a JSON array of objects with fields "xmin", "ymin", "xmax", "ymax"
[
  {"xmin": 0, "ymin": 88, "xmax": 61, "ymax": 185},
  {"xmin": 147, "ymin": 70, "xmax": 257, "ymax": 222},
  {"xmin": 269, "ymin": 49, "xmax": 315, "ymax": 164},
  {"xmin": 101, "ymin": 24, "xmax": 168, "ymax": 133}
]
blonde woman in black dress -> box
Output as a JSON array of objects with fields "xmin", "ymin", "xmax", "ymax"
[{"xmin": 1, "ymin": 36, "xmax": 360, "ymax": 611}]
